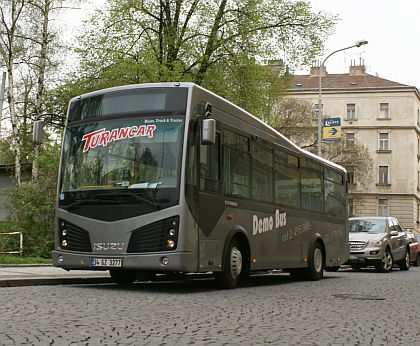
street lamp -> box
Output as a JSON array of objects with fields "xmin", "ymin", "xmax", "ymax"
[{"xmin": 317, "ymin": 40, "xmax": 368, "ymax": 156}]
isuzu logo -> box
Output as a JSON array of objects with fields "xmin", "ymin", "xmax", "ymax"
[{"xmin": 93, "ymin": 242, "xmax": 125, "ymax": 251}]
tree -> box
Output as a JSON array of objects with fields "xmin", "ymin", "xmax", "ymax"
[
  {"xmin": 68, "ymin": 0, "xmax": 337, "ymax": 118},
  {"xmin": 272, "ymin": 97, "xmax": 373, "ymax": 188}
]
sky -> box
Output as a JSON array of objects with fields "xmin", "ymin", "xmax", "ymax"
[
  {"xmin": 295, "ymin": 0, "xmax": 420, "ymax": 88},
  {"xmin": 60, "ymin": 0, "xmax": 420, "ymax": 88}
]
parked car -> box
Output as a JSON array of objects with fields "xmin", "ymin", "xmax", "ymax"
[
  {"xmin": 406, "ymin": 231, "xmax": 420, "ymax": 267},
  {"xmin": 346, "ymin": 216, "xmax": 410, "ymax": 273}
]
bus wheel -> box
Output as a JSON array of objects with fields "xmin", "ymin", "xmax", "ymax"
[
  {"xmin": 302, "ymin": 241, "xmax": 324, "ymax": 281},
  {"xmin": 214, "ymin": 238, "xmax": 242, "ymax": 289},
  {"xmin": 109, "ymin": 269, "xmax": 137, "ymax": 284}
]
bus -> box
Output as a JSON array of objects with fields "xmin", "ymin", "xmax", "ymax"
[{"xmin": 34, "ymin": 82, "xmax": 349, "ymax": 289}]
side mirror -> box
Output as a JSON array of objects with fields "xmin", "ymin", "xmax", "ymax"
[
  {"xmin": 33, "ymin": 119, "xmax": 45, "ymax": 145},
  {"xmin": 390, "ymin": 230, "xmax": 398, "ymax": 237},
  {"xmin": 201, "ymin": 118, "xmax": 215, "ymax": 145}
]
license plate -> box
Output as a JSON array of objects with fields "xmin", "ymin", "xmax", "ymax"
[
  {"xmin": 350, "ymin": 255, "xmax": 358, "ymax": 260},
  {"xmin": 91, "ymin": 258, "xmax": 122, "ymax": 268}
]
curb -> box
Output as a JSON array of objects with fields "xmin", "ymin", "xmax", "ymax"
[{"xmin": 0, "ymin": 276, "xmax": 112, "ymax": 287}]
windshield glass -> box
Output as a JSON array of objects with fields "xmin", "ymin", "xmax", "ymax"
[
  {"xmin": 59, "ymin": 115, "xmax": 185, "ymax": 221},
  {"xmin": 348, "ymin": 219, "xmax": 386, "ymax": 233}
]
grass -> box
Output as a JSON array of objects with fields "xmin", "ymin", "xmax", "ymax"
[{"xmin": 0, "ymin": 254, "xmax": 52, "ymax": 266}]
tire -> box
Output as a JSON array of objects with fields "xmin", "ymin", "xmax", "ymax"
[
  {"xmin": 325, "ymin": 266, "xmax": 340, "ymax": 272},
  {"xmin": 399, "ymin": 249, "xmax": 410, "ymax": 271},
  {"xmin": 110, "ymin": 269, "xmax": 137, "ymax": 284},
  {"xmin": 375, "ymin": 248, "xmax": 393, "ymax": 273},
  {"xmin": 301, "ymin": 241, "xmax": 324, "ymax": 281},
  {"xmin": 214, "ymin": 238, "xmax": 243, "ymax": 289},
  {"xmin": 414, "ymin": 254, "xmax": 420, "ymax": 267}
]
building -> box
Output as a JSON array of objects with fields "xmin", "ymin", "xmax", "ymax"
[{"xmin": 287, "ymin": 62, "xmax": 420, "ymax": 231}]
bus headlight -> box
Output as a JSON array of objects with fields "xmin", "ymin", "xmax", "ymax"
[{"xmin": 166, "ymin": 240, "xmax": 175, "ymax": 249}]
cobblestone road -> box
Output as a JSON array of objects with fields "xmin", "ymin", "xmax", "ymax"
[{"xmin": 1, "ymin": 266, "xmax": 419, "ymax": 345}]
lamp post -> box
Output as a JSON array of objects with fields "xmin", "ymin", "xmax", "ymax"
[{"xmin": 317, "ymin": 40, "xmax": 368, "ymax": 156}]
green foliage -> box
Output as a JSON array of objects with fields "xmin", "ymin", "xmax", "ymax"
[
  {"xmin": 58, "ymin": 0, "xmax": 336, "ymax": 119},
  {"xmin": 0, "ymin": 254, "xmax": 52, "ymax": 266},
  {"xmin": 3, "ymin": 142, "xmax": 60, "ymax": 258}
]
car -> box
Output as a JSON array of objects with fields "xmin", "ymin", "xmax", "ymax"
[
  {"xmin": 406, "ymin": 231, "xmax": 420, "ymax": 267},
  {"xmin": 346, "ymin": 216, "xmax": 410, "ymax": 273}
]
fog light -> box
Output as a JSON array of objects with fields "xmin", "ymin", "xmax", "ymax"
[
  {"xmin": 62, "ymin": 229, "xmax": 67, "ymax": 236},
  {"xmin": 169, "ymin": 229, "xmax": 176, "ymax": 236},
  {"xmin": 161, "ymin": 257, "xmax": 169, "ymax": 265},
  {"xmin": 58, "ymin": 255, "xmax": 64, "ymax": 263},
  {"xmin": 61, "ymin": 240, "xmax": 68, "ymax": 247},
  {"xmin": 166, "ymin": 240, "xmax": 175, "ymax": 249}
]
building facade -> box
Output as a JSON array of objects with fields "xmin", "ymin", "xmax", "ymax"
[{"xmin": 287, "ymin": 63, "xmax": 420, "ymax": 231}]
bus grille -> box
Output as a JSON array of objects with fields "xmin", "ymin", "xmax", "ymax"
[
  {"xmin": 350, "ymin": 241, "xmax": 366, "ymax": 251},
  {"xmin": 61, "ymin": 220, "xmax": 92, "ymax": 252},
  {"xmin": 127, "ymin": 216, "xmax": 179, "ymax": 253}
]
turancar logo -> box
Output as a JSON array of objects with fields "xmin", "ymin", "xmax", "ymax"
[{"xmin": 252, "ymin": 209, "xmax": 286, "ymax": 236}]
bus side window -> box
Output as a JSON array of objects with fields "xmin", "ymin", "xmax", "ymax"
[
  {"xmin": 324, "ymin": 169, "xmax": 346, "ymax": 217},
  {"xmin": 200, "ymin": 133, "xmax": 221, "ymax": 192},
  {"xmin": 274, "ymin": 149, "xmax": 300, "ymax": 208},
  {"xmin": 251, "ymin": 138, "xmax": 273, "ymax": 203},
  {"xmin": 223, "ymin": 129, "xmax": 251, "ymax": 198},
  {"xmin": 301, "ymin": 158, "xmax": 323, "ymax": 212}
]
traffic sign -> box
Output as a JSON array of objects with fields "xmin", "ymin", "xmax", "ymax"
[{"xmin": 322, "ymin": 117, "xmax": 341, "ymax": 141}]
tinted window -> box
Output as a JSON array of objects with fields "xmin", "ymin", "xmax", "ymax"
[
  {"xmin": 274, "ymin": 149, "xmax": 300, "ymax": 208},
  {"xmin": 68, "ymin": 87, "xmax": 188, "ymax": 122},
  {"xmin": 251, "ymin": 139, "xmax": 273, "ymax": 203},
  {"xmin": 301, "ymin": 158, "xmax": 323, "ymax": 212}
]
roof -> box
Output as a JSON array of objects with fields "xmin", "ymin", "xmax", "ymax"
[{"xmin": 289, "ymin": 73, "xmax": 412, "ymax": 91}]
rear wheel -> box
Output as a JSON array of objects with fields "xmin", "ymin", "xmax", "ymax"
[
  {"xmin": 414, "ymin": 254, "xmax": 420, "ymax": 267},
  {"xmin": 399, "ymin": 249, "xmax": 410, "ymax": 271},
  {"xmin": 110, "ymin": 269, "xmax": 137, "ymax": 284},
  {"xmin": 304, "ymin": 242, "xmax": 324, "ymax": 280},
  {"xmin": 375, "ymin": 249, "xmax": 393, "ymax": 273},
  {"xmin": 214, "ymin": 238, "xmax": 243, "ymax": 289}
]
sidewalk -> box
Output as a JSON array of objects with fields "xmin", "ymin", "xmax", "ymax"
[{"xmin": 0, "ymin": 265, "xmax": 112, "ymax": 287}]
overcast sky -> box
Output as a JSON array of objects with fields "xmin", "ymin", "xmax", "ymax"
[
  {"xmin": 62, "ymin": 0, "xmax": 420, "ymax": 89},
  {"xmin": 295, "ymin": 0, "xmax": 420, "ymax": 88}
]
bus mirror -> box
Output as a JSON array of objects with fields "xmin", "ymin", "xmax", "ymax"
[
  {"xmin": 33, "ymin": 119, "xmax": 44, "ymax": 145},
  {"xmin": 201, "ymin": 118, "xmax": 215, "ymax": 145}
]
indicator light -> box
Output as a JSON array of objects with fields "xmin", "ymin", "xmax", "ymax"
[
  {"xmin": 169, "ymin": 229, "xmax": 176, "ymax": 236},
  {"xmin": 61, "ymin": 240, "xmax": 68, "ymax": 247},
  {"xmin": 166, "ymin": 240, "xmax": 175, "ymax": 249}
]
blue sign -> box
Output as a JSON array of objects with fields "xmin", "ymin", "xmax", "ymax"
[{"xmin": 323, "ymin": 117, "xmax": 341, "ymax": 127}]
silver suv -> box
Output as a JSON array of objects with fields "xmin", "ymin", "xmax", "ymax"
[{"xmin": 346, "ymin": 216, "xmax": 410, "ymax": 272}]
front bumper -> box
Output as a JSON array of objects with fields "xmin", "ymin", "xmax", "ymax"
[
  {"xmin": 52, "ymin": 250, "xmax": 197, "ymax": 272},
  {"xmin": 345, "ymin": 247, "xmax": 383, "ymax": 265}
]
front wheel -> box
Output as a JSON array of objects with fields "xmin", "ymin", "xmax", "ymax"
[
  {"xmin": 110, "ymin": 269, "xmax": 137, "ymax": 284},
  {"xmin": 214, "ymin": 238, "xmax": 243, "ymax": 289},
  {"xmin": 399, "ymin": 249, "xmax": 410, "ymax": 271},
  {"xmin": 375, "ymin": 249, "xmax": 393, "ymax": 273}
]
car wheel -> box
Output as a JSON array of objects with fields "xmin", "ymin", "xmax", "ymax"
[
  {"xmin": 214, "ymin": 238, "xmax": 243, "ymax": 289},
  {"xmin": 109, "ymin": 269, "xmax": 137, "ymax": 284},
  {"xmin": 399, "ymin": 249, "xmax": 410, "ymax": 271},
  {"xmin": 414, "ymin": 254, "xmax": 420, "ymax": 267},
  {"xmin": 375, "ymin": 249, "xmax": 393, "ymax": 273}
]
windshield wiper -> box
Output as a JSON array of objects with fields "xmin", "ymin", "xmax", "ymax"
[
  {"xmin": 109, "ymin": 192, "xmax": 158, "ymax": 207},
  {"xmin": 65, "ymin": 198, "xmax": 114, "ymax": 209}
]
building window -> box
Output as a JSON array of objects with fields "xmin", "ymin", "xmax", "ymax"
[
  {"xmin": 346, "ymin": 103, "xmax": 356, "ymax": 119},
  {"xmin": 379, "ymin": 166, "xmax": 389, "ymax": 185},
  {"xmin": 378, "ymin": 198, "xmax": 388, "ymax": 216},
  {"xmin": 345, "ymin": 132, "xmax": 355, "ymax": 150},
  {"xmin": 379, "ymin": 133, "xmax": 389, "ymax": 151},
  {"xmin": 379, "ymin": 103, "xmax": 389, "ymax": 119},
  {"xmin": 284, "ymin": 109, "xmax": 292, "ymax": 119},
  {"xmin": 348, "ymin": 198, "xmax": 354, "ymax": 217},
  {"xmin": 346, "ymin": 167, "xmax": 355, "ymax": 184}
]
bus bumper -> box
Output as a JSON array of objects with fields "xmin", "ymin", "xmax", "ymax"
[{"xmin": 52, "ymin": 250, "xmax": 197, "ymax": 272}]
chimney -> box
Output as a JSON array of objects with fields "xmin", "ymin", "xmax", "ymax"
[
  {"xmin": 349, "ymin": 59, "xmax": 366, "ymax": 75},
  {"xmin": 310, "ymin": 61, "xmax": 327, "ymax": 77}
]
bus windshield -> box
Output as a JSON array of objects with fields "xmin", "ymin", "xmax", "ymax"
[{"xmin": 59, "ymin": 115, "xmax": 185, "ymax": 221}]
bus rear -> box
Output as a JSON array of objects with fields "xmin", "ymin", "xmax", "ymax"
[{"xmin": 53, "ymin": 83, "xmax": 197, "ymax": 283}]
